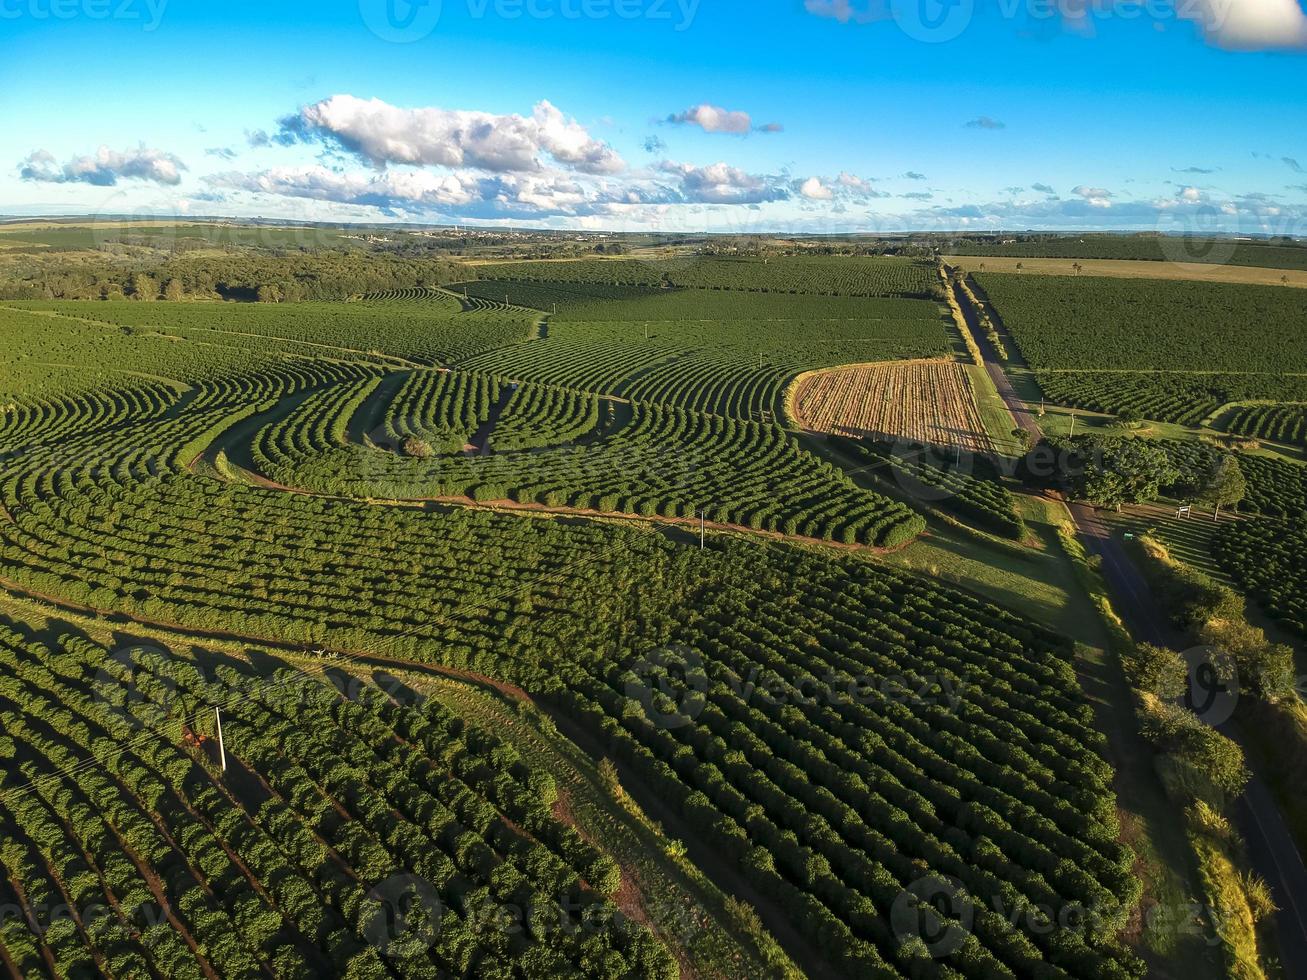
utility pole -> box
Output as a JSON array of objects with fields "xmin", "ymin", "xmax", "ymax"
[
  {"xmin": 215, "ymin": 707, "xmax": 227, "ymax": 772},
  {"xmin": 699, "ymin": 509, "xmax": 705, "ymax": 550},
  {"xmin": 1069, "ymin": 410, "xmax": 1077, "ymax": 437}
]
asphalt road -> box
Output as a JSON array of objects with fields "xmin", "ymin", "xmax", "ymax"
[{"xmin": 949, "ymin": 272, "xmax": 1307, "ymax": 974}]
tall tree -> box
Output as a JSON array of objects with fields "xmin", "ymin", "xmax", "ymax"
[{"xmin": 1197, "ymin": 455, "xmax": 1246, "ymax": 521}]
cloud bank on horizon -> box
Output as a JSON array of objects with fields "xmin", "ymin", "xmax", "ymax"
[{"xmin": 20, "ymin": 146, "xmax": 186, "ymax": 187}]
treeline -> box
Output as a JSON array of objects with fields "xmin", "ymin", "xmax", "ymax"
[{"xmin": 0, "ymin": 252, "xmax": 469, "ymax": 303}]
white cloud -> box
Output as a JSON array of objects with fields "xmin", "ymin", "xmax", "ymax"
[
  {"xmin": 279, "ymin": 95, "xmax": 625, "ymax": 176},
  {"xmin": 665, "ymin": 104, "xmax": 781, "ymax": 135},
  {"xmin": 658, "ymin": 161, "xmax": 790, "ymax": 204},
  {"xmin": 207, "ymin": 163, "xmax": 678, "ymax": 220},
  {"xmin": 20, "ymin": 145, "xmax": 186, "ymax": 186},
  {"xmin": 208, "ymin": 166, "xmax": 483, "ymax": 211},
  {"xmin": 1185, "ymin": 0, "xmax": 1307, "ymax": 50},
  {"xmin": 795, "ymin": 172, "xmax": 887, "ymax": 201},
  {"xmin": 1072, "ymin": 184, "xmax": 1114, "ymax": 207},
  {"xmin": 798, "ymin": 177, "xmax": 834, "ymax": 200}
]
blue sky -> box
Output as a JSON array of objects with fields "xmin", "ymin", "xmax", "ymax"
[{"xmin": 2, "ymin": 0, "xmax": 1305, "ymax": 233}]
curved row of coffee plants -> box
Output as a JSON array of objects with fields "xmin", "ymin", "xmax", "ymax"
[
  {"xmin": 974, "ymin": 275, "xmax": 1307, "ymax": 375},
  {"xmin": 380, "ymin": 369, "xmax": 504, "ymax": 454},
  {"xmin": 355, "ymin": 285, "xmax": 449, "ymax": 301},
  {"xmin": 0, "ymin": 617, "xmax": 674, "ymax": 978},
  {"xmin": 488, "ymin": 383, "xmax": 604, "ymax": 451},
  {"xmin": 835, "ymin": 436, "xmax": 1025, "ymax": 539},
  {"xmin": 249, "ymin": 379, "xmax": 925, "ymax": 547},
  {"xmin": 0, "ymin": 376, "xmax": 183, "ymax": 454},
  {"xmin": 460, "ymin": 315, "xmax": 950, "ymax": 420},
  {"xmin": 1220, "ymin": 403, "xmax": 1307, "ymax": 447},
  {"xmin": 1032, "ymin": 372, "xmax": 1307, "ymax": 426},
  {"xmin": 1213, "ymin": 520, "xmax": 1307, "ymax": 638}
]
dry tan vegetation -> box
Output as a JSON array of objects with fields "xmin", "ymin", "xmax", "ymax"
[
  {"xmin": 944, "ymin": 255, "xmax": 1307, "ymax": 289},
  {"xmin": 791, "ymin": 358, "xmax": 992, "ymax": 453}
]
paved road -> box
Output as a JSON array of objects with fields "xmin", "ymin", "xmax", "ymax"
[{"xmin": 948, "ymin": 271, "xmax": 1307, "ymax": 974}]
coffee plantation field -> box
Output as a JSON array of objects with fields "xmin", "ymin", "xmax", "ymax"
[
  {"xmin": 475, "ymin": 255, "xmax": 942, "ymax": 299},
  {"xmin": 1218, "ymin": 403, "xmax": 1307, "ymax": 447},
  {"xmin": 0, "ymin": 252, "xmax": 1181, "ymax": 978},
  {"xmin": 1213, "ymin": 521, "xmax": 1307, "ymax": 638},
  {"xmin": 975, "ymin": 275, "xmax": 1307, "ymax": 375},
  {"xmin": 974, "ymin": 273, "xmax": 1307, "ymax": 425}
]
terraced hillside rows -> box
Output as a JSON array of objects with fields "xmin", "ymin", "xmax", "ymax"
[
  {"xmin": 247, "ymin": 374, "xmax": 924, "ymax": 547},
  {"xmin": 457, "ymin": 284, "xmax": 952, "ymax": 419}
]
